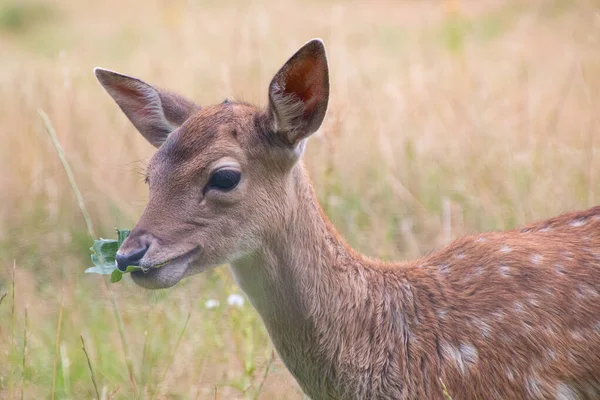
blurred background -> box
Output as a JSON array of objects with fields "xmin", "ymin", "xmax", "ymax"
[{"xmin": 1, "ymin": 0, "xmax": 599, "ymax": 398}]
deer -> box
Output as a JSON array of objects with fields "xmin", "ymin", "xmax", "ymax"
[{"xmin": 94, "ymin": 39, "xmax": 600, "ymax": 399}]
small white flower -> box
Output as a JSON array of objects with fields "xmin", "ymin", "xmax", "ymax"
[
  {"xmin": 227, "ymin": 293, "xmax": 245, "ymax": 308},
  {"xmin": 204, "ymin": 299, "xmax": 220, "ymax": 309}
]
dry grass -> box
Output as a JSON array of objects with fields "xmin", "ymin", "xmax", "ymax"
[{"xmin": 1, "ymin": 0, "xmax": 600, "ymax": 398}]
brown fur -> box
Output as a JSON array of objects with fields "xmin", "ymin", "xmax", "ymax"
[{"xmin": 95, "ymin": 40, "xmax": 600, "ymax": 399}]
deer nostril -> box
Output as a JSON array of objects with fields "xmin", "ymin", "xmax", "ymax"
[{"xmin": 115, "ymin": 246, "xmax": 148, "ymax": 272}]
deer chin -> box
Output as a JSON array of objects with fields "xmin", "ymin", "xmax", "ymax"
[{"xmin": 130, "ymin": 247, "xmax": 201, "ymax": 290}]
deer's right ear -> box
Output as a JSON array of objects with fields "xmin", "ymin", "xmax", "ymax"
[{"xmin": 94, "ymin": 68, "xmax": 197, "ymax": 148}]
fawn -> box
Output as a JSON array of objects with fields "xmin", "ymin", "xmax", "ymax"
[{"xmin": 95, "ymin": 39, "xmax": 600, "ymax": 399}]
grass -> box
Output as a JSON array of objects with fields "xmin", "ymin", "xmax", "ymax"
[
  {"xmin": 80, "ymin": 334, "xmax": 101, "ymax": 399},
  {"xmin": 0, "ymin": 0, "xmax": 55, "ymax": 33},
  {"xmin": 1, "ymin": 0, "xmax": 600, "ymax": 398}
]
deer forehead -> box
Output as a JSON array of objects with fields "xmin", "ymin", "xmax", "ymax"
[{"xmin": 148, "ymin": 103, "xmax": 262, "ymax": 178}]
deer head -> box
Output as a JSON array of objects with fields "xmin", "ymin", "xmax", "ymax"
[{"xmin": 95, "ymin": 39, "xmax": 329, "ymax": 289}]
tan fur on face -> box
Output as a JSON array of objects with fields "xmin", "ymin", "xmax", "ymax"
[{"xmin": 122, "ymin": 102, "xmax": 289, "ymax": 289}]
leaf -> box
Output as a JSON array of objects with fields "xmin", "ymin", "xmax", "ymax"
[
  {"xmin": 110, "ymin": 269, "xmax": 123, "ymax": 283},
  {"xmin": 90, "ymin": 238, "xmax": 118, "ymax": 264},
  {"xmin": 86, "ymin": 228, "xmax": 141, "ymax": 282},
  {"xmin": 85, "ymin": 263, "xmax": 117, "ymax": 275},
  {"xmin": 117, "ymin": 229, "xmax": 131, "ymax": 246}
]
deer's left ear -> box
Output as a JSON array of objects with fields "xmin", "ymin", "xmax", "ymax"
[{"xmin": 267, "ymin": 39, "xmax": 330, "ymax": 147}]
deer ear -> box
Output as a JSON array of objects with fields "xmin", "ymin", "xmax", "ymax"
[
  {"xmin": 268, "ymin": 39, "xmax": 329, "ymax": 147},
  {"xmin": 94, "ymin": 68, "xmax": 197, "ymax": 148}
]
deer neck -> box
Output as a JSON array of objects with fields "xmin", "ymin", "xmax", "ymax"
[
  {"xmin": 231, "ymin": 162, "xmax": 356, "ymax": 320},
  {"xmin": 229, "ymin": 163, "xmax": 370, "ymax": 394}
]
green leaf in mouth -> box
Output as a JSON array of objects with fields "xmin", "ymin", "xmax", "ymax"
[{"xmin": 86, "ymin": 228, "xmax": 142, "ymax": 283}]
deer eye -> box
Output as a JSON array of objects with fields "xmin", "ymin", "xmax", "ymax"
[{"xmin": 206, "ymin": 169, "xmax": 241, "ymax": 192}]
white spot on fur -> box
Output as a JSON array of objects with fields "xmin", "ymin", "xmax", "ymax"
[
  {"xmin": 546, "ymin": 349, "xmax": 556, "ymax": 361},
  {"xmin": 584, "ymin": 247, "xmax": 594, "ymax": 257},
  {"xmin": 577, "ymin": 284, "xmax": 599, "ymax": 298},
  {"xmin": 506, "ymin": 368, "xmax": 515, "ymax": 381},
  {"xmin": 460, "ymin": 343, "xmax": 479, "ymax": 365},
  {"xmin": 570, "ymin": 218, "xmax": 587, "ymax": 227},
  {"xmin": 441, "ymin": 342, "xmax": 478, "ymax": 375},
  {"xmin": 525, "ymin": 375, "xmax": 544, "ymax": 398},
  {"xmin": 475, "ymin": 237, "xmax": 487, "ymax": 243},
  {"xmin": 556, "ymin": 383, "xmax": 578, "ymax": 400},
  {"xmin": 472, "ymin": 318, "xmax": 492, "ymax": 338},
  {"xmin": 514, "ymin": 302, "xmax": 525, "ymax": 313},
  {"xmin": 437, "ymin": 309, "xmax": 448, "ymax": 320},
  {"xmin": 441, "ymin": 342, "xmax": 463, "ymax": 373},
  {"xmin": 527, "ymin": 298, "xmax": 539, "ymax": 307},
  {"xmin": 439, "ymin": 264, "xmax": 450, "ymax": 275},
  {"xmin": 455, "ymin": 252, "xmax": 465, "ymax": 259},
  {"xmin": 499, "ymin": 264, "xmax": 511, "ymax": 277},
  {"xmin": 492, "ymin": 310, "xmax": 506, "ymax": 321},
  {"xmin": 531, "ymin": 254, "xmax": 543, "ymax": 264},
  {"xmin": 539, "ymin": 226, "xmax": 551, "ymax": 233},
  {"xmin": 500, "ymin": 245, "xmax": 512, "ymax": 253}
]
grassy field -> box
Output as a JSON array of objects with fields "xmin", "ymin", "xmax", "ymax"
[{"xmin": 1, "ymin": 0, "xmax": 600, "ymax": 398}]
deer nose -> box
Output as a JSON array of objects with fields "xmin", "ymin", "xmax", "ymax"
[{"xmin": 115, "ymin": 246, "xmax": 148, "ymax": 272}]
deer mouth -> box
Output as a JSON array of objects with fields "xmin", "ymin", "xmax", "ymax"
[{"xmin": 130, "ymin": 247, "xmax": 200, "ymax": 289}]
